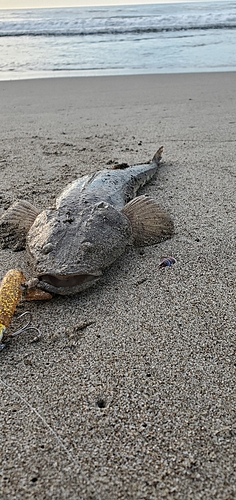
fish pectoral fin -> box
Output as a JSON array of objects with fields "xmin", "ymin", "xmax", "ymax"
[
  {"xmin": 121, "ymin": 195, "xmax": 174, "ymax": 246},
  {"xmin": 1, "ymin": 200, "xmax": 40, "ymax": 230},
  {"xmin": 0, "ymin": 200, "xmax": 40, "ymax": 250}
]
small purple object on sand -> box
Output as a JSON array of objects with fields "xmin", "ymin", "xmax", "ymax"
[{"xmin": 159, "ymin": 256, "xmax": 176, "ymax": 269}]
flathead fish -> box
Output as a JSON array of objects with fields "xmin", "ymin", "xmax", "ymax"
[{"xmin": 0, "ymin": 147, "xmax": 173, "ymax": 295}]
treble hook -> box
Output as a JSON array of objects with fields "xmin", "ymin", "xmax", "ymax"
[{"xmin": 11, "ymin": 311, "xmax": 42, "ymax": 342}]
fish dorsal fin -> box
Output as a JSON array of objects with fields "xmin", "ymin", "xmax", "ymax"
[
  {"xmin": 1, "ymin": 200, "xmax": 40, "ymax": 232},
  {"xmin": 112, "ymin": 162, "xmax": 130, "ymax": 170},
  {"xmin": 121, "ymin": 195, "xmax": 174, "ymax": 246}
]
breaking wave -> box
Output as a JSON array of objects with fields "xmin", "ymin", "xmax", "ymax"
[{"xmin": 0, "ymin": 5, "xmax": 235, "ymax": 38}]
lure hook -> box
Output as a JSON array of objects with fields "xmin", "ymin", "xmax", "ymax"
[{"xmin": 11, "ymin": 311, "xmax": 42, "ymax": 342}]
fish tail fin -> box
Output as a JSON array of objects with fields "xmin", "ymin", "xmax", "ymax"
[{"xmin": 152, "ymin": 146, "xmax": 164, "ymax": 164}]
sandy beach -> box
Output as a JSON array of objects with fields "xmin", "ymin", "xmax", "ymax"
[{"xmin": 0, "ymin": 72, "xmax": 235, "ymax": 499}]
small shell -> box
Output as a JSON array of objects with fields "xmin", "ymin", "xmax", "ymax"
[{"xmin": 159, "ymin": 256, "xmax": 176, "ymax": 269}]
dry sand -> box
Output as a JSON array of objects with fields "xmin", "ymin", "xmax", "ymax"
[{"xmin": 0, "ymin": 73, "xmax": 235, "ymax": 499}]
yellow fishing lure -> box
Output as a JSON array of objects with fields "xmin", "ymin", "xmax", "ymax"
[
  {"xmin": 0, "ymin": 269, "xmax": 25, "ymax": 343},
  {"xmin": 0, "ymin": 269, "xmax": 51, "ymax": 348}
]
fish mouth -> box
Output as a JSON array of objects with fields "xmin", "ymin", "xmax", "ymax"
[{"xmin": 38, "ymin": 273, "xmax": 99, "ymax": 289}]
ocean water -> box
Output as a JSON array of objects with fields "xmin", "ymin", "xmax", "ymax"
[{"xmin": 0, "ymin": 1, "xmax": 235, "ymax": 80}]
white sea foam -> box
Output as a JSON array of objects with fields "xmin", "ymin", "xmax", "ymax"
[{"xmin": 0, "ymin": 1, "xmax": 235, "ymax": 79}]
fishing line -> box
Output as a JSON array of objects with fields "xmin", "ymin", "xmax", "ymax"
[{"xmin": 0, "ymin": 378, "xmax": 76, "ymax": 464}]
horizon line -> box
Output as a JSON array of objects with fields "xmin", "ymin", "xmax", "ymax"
[{"xmin": 0, "ymin": 0, "xmax": 218, "ymax": 11}]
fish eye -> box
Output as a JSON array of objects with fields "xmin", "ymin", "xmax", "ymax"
[
  {"xmin": 42, "ymin": 243, "xmax": 54, "ymax": 254},
  {"xmin": 96, "ymin": 201, "xmax": 108, "ymax": 209}
]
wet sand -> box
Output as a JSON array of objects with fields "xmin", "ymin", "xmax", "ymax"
[{"xmin": 0, "ymin": 73, "xmax": 235, "ymax": 499}]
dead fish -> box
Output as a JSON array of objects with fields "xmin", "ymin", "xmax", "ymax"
[
  {"xmin": 159, "ymin": 256, "xmax": 176, "ymax": 269},
  {"xmin": 0, "ymin": 147, "xmax": 174, "ymax": 296}
]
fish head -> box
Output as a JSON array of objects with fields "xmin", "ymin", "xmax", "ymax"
[{"xmin": 26, "ymin": 201, "xmax": 132, "ymax": 295}]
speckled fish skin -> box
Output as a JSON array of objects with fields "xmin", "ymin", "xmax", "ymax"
[{"xmin": 1, "ymin": 147, "xmax": 174, "ymax": 296}]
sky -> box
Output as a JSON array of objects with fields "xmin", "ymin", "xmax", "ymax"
[{"xmin": 0, "ymin": 0, "xmax": 209, "ymax": 9}]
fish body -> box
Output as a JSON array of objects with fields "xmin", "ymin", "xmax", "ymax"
[{"xmin": 1, "ymin": 147, "xmax": 173, "ymax": 296}]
